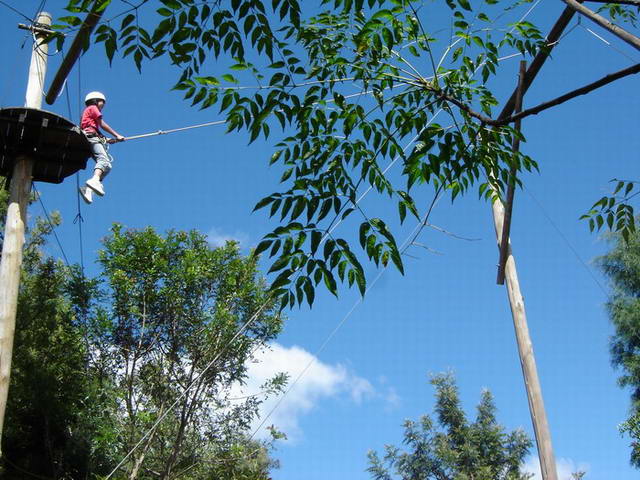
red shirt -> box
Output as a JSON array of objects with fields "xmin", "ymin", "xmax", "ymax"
[{"xmin": 81, "ymin": 105, "xmax": 102, "ymax": 135}]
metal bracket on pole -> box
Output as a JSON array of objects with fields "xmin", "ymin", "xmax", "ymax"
[{"xmin": 17, "ymin": 23, "xmax": 57, "ymax": 36}]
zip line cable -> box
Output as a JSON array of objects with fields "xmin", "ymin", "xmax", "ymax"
[
  {"xmin": 524, "ymin": 185, "xmax": 608, "ymax": 296},
  {"xmin": 580, "ymin": 22, "xmax": 640, "ymax": 63},
  {"xmin": 0, "ymin": 0, "xmax": 32, "ymax": 22},
  {"xmin": 119, "ymin": 47, "xmax": 525, "ymax": 145},
  {"xmin": 31, "ymin": 0, "xmax": 47, "ymax": 24},
  {"xmin": 248, "ymin": 192, "xmax": 444, "ymax": 441}
]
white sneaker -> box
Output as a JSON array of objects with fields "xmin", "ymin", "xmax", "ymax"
[
  {"xmin": 86, "ymin": 177, "xmax": 105, "ymax": 196},
  {"xmin": 79, "ymin": 186, "xmax": 93, "ymax": 204}
]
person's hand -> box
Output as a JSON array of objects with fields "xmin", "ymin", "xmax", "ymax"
[{"xmin": 116, "ymin": 135, "xmax": 125, "ymax": 142}]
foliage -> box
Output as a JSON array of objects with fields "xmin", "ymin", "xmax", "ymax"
[
  {"xmin": 367, "ymin": 372, "xmax": 533, "ymax": 480},
  {"xmin": 53, "ymin": 0, "xmax": 640, "ymax": 307},
  {"xmin": 89, "ymin": 225, "xmax": 285, "ymax": 479},
  {"xmin": 1, "ymin": 208, "xmax": 284, "ymax": 478},
  {"xmin": 582, "ymin": 179, "xmax": 637, "ymax": 243},
  {"xmin": 597, "ymin": 226, "xmax": 640, "ymax": 468},
  {"xmin": 0, "ymin": 194, "xmax": 114, "ymax": 478}
]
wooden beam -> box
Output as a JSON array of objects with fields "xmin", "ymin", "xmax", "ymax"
[
  {"xmin": 562, "ymin": 0, "xmax": 640, "ymax": 51},
  {"xmin": 497, "ymin": 60, "xmax": 526, "ymax": 285},
  {"xmin": 498, "ymin": 5, "xmax": 579, "ymax": 120},
  {"xmin": 45, "ymin": 3, "xmax": 105, "ymax": 105}
]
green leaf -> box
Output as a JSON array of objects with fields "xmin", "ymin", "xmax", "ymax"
[
  {"xmin": 310, "ymin": 230, "xmax": 322, "ymax": 255},
  {"xmin": 268, "ymin": 256, "xmax": 290, "ymax": 273},
  {"xmin": 254, "ymin": 239, "xmax": 272, "ymax": 256},
  {"xmin": 160, "ymin": 0, "xmax": 181, "ymax": 9}
]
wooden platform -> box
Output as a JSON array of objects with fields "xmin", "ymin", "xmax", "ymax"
[{"xmin": 0, "ymin": 107, "xmax": 92, "ymax": 184}]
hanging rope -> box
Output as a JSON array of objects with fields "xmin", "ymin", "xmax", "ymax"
[
  {"xmin": 32, "ymin": 184, "xmax": 71, "ymax": 267},
  {"xmin": 64, "ymin": 58, "xmax": 85, "ymax": 274}
]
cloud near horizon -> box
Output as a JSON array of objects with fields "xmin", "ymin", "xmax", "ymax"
[
  {"xmin": 230, "ymin": 343, "xmax": 397, "ymax": 442},
  {"xmin": 524, "ymin": 456, "xmax": 589, "ymax": 480},
  {"xmin": 207, "ymin": 227, "xmax": 249, "ymax": 248}
]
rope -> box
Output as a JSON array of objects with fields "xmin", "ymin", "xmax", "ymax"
[
  {"xmin": 104, "ymin": 299, "xmax": 273, "ymax": 479},
  {"xmin": 31, "ymin": 0, "xmax": 47, "ymax": 24},
  {"xmin": 123, "ymin": 119, "xmax": 226, "ymax": 141},
  {"xmin": 580, "ymin": 23, "xmax": 640, "ymax": 62},
  {"xmin": 524, "ymin": 185, "xmax": 608, "ymax": 296},
  {"xmin": 66, "ymin": 78, "xmax": 86, "ymax": 273},
  {"xmin": 32, "ymin": 184, "xmax": 71, "ymax": 267},
  {"xmin": 0, "ymin": 0, "xmax": 32, "ymax": 22}
]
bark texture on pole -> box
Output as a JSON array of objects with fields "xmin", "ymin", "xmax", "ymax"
[
  {"xmin": 497, "ymin": 60, "xmax": 526, "ymax": 285},
  {"xmin": 0, "ymin": 11, "xmax": 51, "ymax": 452},
  {"xmin": 491, "ymin": 18, "xmax": 567, "ymax": 475},
  {"xmin": 491, "ymin": 202, "xmax": 557, "ymax": 480}
]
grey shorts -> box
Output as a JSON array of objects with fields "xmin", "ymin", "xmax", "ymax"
[{"xmin": 87, "ymin": 135, "xmax": 113, "ymax": 177}]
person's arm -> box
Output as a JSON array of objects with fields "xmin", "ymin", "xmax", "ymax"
[{"xmin": 100, "ymin": 119, "xmax": 125, "ymax": 142}]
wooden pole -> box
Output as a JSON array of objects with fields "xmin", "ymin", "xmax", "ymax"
[
  {"xmin": 562, "ymin": 0, "xmax": 640, "ymax": 52},
  {"xmin": 488, "ymin": 10, "xmax": 584, "ymax": 475},
  {"xmin": 0, "ymin": 11, "xmax": 52, "ymax": 452},
  {"xmin": 492, "ymin": 202, "xmax": 558, "ymax": 480},
  {"xmin": 497, "ymin": 61, "xmax": 526, "ymax": 285},
  {"xmin": 492, "ymin": 64, "xmax": 558, "ymax": 480}
]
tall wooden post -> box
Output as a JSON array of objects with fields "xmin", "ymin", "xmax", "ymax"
[
  {"xmin": 492, "ymin": 62, "xmax": 558, "ymax": 480},
  {"xmin": 0, "ymin": 11, "xmax": 52, "ymax": 451}
]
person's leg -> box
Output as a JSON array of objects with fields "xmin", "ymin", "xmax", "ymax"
[
  {"xmin": 90, "ymin": 168, "xmax": 104, "ymax": 181},
  {"xmin": 86, "ymin": 138, "xmax": 112, "ymax": 195}
]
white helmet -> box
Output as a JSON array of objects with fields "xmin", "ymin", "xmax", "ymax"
[{"xmin": 85, "ymin": 91, "xmax": 106, "ymax": 103}]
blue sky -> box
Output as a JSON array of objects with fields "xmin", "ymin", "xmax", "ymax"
[{"xmin": 1, "ymin": 1, "xmax": 639, "ymax": 479}]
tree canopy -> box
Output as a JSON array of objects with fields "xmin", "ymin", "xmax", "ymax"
[
  {"xmin": 366, "ymin": 372, "xmax": 533, "ymax": 480},
  {"xmin": 52, "ymin": 0, "xmax": 640, "ymax": 309},
  {"xmin": 2, "ymin": 212, "xmax": 285, "ymax": 479},
  {"xmin": 598, "ymin": 227, "xmax": 640, "ymax": 468}
]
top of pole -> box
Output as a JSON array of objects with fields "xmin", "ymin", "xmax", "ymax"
[{"xmin": 25, "ymin": 12, "xmax": 52, "ymax": 110}]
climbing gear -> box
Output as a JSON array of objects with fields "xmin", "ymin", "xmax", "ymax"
[
  {"xmin": 86, "ymin": 177, "xmax": 105, "ymax": 196},
  {"xmin": 78, "ymin": 186, "xmax": 93, "ymax": 204},
  {"xmin": 84, "ymin": 91, "xmax": 106, "ymax": 103}
]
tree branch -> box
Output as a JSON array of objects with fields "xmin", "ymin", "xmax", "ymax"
[
  {"xmin": 562, "ymin": 0, "xmax": 640, "ymax": 51},
  {"xmin": 425, "ymin": 62, "xmax": 640, "ymax": 128},
  {"xmin": 506, "ymin": 62, "xmax": 640, "ymax": 125}
]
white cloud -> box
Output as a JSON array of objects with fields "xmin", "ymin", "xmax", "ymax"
[
  {"xmin": 524, "ymin": 456, "xmax": 589, "ymax": 480},
  {"xmin": 377, "ymin": 375, "xmax": 401, "ymax": 411},
  {"xmin": 231, "ymin": 343, "xmax": 376, "ymax": 442},
  {"xmin": 207, "ymin": 227, "xmax": 249, "ymax": 248}
]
